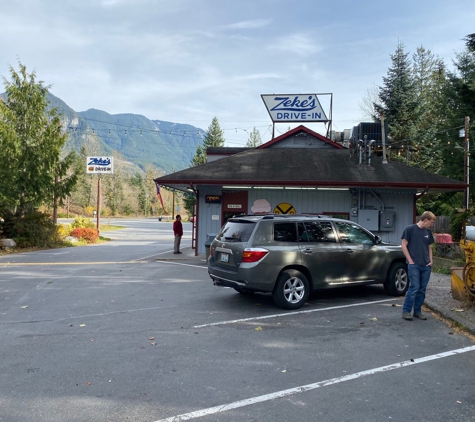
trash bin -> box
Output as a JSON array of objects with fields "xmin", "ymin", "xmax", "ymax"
[
  {"xmin": 158, "ymin": 216, "xmax": 162, "ymax": 222},
  {"xmin": 204, "ymin": 233, "xmax": 217, "ymax": 260}
]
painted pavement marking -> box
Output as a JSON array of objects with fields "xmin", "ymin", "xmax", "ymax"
[
  {"xmin": 154, "ymin": 345, "xmax": 475, "ymax": 422},
  {"xmin": 193, "ymin": 298, "xmax": 397, "ymax": 328}
]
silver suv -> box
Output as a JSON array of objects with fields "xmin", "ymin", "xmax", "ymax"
[{"xmin": 208, "ymin": 215, "xmax": 408, "ymax": 310}]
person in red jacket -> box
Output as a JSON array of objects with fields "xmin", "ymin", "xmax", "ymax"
[{"xmin": 173, "ymin": 215, "xmax": 183, "ymax": 254}]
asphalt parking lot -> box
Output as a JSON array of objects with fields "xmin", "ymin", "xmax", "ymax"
[{"xmin": 1, "ymin": 219, "xmax": 475, "ymax": 421}]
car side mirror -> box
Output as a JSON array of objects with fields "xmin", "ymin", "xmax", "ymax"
[{"xmin": 374, "ymin": 235, "xmax": 382, "ymax": 244}]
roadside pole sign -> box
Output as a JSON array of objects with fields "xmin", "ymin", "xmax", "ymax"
[{"xmin": 86, "ymin": 157, "xmax": 114, "ymax": 174}]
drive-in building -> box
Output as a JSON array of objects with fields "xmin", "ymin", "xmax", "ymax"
[{"xmin": 154, "ymin": 125, "xmax": 466, "ymax": 255}]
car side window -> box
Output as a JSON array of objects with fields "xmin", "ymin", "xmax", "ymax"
[
  {"xmin": 334, "ymin": 222, "xmax": 374, "ymax": 244},
  {"xmin": 303, "ymin": 221, "xmax": 336, "ymax": 243},
  {"xmin": 274, "ymin": 222, "xmax": 298, "ymax": 242}
]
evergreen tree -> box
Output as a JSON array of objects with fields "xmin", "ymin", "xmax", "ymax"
[
  {"xmin": 190, "ymin": 116, "xmax": 225, "ymax": 166},
  {"xmin": 0, "ymin": 62, "xmax": 77, "ymax": 216},
  {"xmin": 246, "ymin": 127, "xmax": 262, "ymax": 147},
  {"xmin": 410, "ymin": 46, "xmax": 445, "ymax": 173},
  {"xmin": 191, "ymin": 144, "xmax": 206, "ymax": 167},
  {"xmin": 375, "ymin": 42, "xmax": 420, "ymax": 152},
  {"xmin": 203, "ymin": 116, "xmax": 225, "ymax": 149},
  {"xmin": 440, "ymin": 34, "xmax": 475, "ymax": 204}
]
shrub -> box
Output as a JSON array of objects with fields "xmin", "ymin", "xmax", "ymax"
[
  {"xmin": 70, "ymin": 227, "xmax": 99, "ymax": 243},
  {"xmin": 0, "ymin": 210, "xmax": 60, "ymax": 248},
  {"xmin": 70, "ymin": 216, "xmax": 95, "ymax": 230},
  {"xmin": 57, "ymin": 224, "xmax": 71, "ymax": 239}
]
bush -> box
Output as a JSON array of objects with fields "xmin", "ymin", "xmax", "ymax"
[
  {"xmin": 70, "ymin": 227, "xmax": 99, "ymax": 243},
  {"xmin": 0, "ymin": 210, "xmax": 60, "ymax": 248},
  {"xmin": 70, "ymin": 216, "xmax": 95, "ymax": 230},
  {"xmin": 57, "ymin": 224, "xmax": 71, "ymax": 239}
]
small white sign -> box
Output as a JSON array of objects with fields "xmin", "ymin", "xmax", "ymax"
[
  {"xmin": 86, "ymin": 157, "xmax": 114, "ymax": 174},
  {"xmin": 212, "ymin": 215, "xmax": 219, "ymax": 220},
  {"xmin": 228, "ymin": 204, "xmax": 242, "ymax": 209}
]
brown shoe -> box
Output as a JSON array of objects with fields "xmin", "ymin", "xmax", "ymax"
[
  {"xmin": 402, "ymin": 313, "xmax": 413, "ymax": 320},
  {"xmin": 414, "ymin": 313, "xmax": 427, "ymax": 320}
]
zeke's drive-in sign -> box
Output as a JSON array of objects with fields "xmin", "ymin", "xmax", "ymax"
[
  {"xmin": 86, "ymin": 157, "xmax": 114, "ymax": 174},
  {"xmin": 261, "ymin": 94, "xmax": 329, "ymax": 123}
]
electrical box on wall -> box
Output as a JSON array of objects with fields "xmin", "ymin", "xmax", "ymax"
[
  {"xmin": 358, "ymin": 210, "xmax": 379, "ymax": 231},
  {"xmin": 379, "ymin": 211, "xmax": 396, "ymax": 232}
]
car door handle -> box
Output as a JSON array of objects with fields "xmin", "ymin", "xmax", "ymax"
[{"xmin": 345, "ymin": 249, "xmax": 354, "ymax": 254}]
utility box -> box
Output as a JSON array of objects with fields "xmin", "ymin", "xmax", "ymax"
[
  {"xmin": 379, "ymin": 211, "xmax": 396, "ymax": 232},
  {"xmin": 358, "ymin": 210, "xmax": 379, "ymax": 231}
]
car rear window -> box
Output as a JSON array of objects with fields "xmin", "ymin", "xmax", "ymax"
[{"xmin": 216, "ymin": 220, "xmax": 256, "ymax": 243}]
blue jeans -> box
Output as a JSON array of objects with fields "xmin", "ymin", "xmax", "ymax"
[{"xmin": 403, "ymin": 264, "xmax": 431, "ymax": 314}]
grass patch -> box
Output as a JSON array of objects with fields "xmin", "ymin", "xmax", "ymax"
[
  {"xmin": 99, "ymin": 225, "xmax": 125, "ymax": 232},
  {"xmin": 433, "ymin": 267, "xmax": 451, "ymax": 275}
]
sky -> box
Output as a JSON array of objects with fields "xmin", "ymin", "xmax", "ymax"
[{"xmin": 1, "ymin": 0, "xmax": 474, "ymax": 147}]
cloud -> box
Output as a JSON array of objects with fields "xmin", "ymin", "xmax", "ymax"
[
  {"xmin": 224, "ymin": 19, "xmax": 272, "ymax": 30},
  {"xmin": 268, "ymin": 33, "xmax": 323, "ymax": 57}
]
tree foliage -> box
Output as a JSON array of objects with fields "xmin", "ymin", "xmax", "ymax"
[
  {"xmin": 375, "ymin": 41, "xmax": 420, "ymax": 146},
  {"xmin": 246, "ymin": 127, "xmax": 262, "ymax": 147},
  {"xmin": 191, "ymin": 116, "xmax": 225, "ymax": 166},
  {"xmin": 0, "ymin": 62, "xmax": 77, "ymax": 216}
]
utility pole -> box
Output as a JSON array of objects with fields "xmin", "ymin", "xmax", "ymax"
[
  {"xmin": 464, "ymin": 116, "xmax": 470, "ymax": 210},
  {"xmin": 97, "ymin": 175, "xmax": 101, "ymax": 235},
  {"xmin": 381, "ymin": 113, "xmax": 388, "ymax": 164}
]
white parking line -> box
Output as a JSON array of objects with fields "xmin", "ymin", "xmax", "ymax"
[
  {"xmin": 193, "ymin": 298, "xmax": 397, "ymax": 328},
  {"xmin": 154, "ymin": 345, "xmax": 475, "ymax": 422},
  {"xmin": 156, "ymin": 261, "xmax": 208, "ymax": 269}
]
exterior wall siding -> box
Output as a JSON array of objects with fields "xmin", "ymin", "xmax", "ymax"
[{"xmin": 195, "ymin": 186, "xmax": 415, "ymax": 254}]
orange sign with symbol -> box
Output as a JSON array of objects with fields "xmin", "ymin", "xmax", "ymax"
[{"xmin": 273, "ymin": 203, "xmax": 296, "ymax": 214}]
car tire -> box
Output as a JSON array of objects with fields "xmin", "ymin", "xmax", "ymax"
[
  {"xmin": 384, "ymin": 262, "xmax": 408, "ymax": 296},
  {"xmin": 272, "ymin": 270, "xmax": 310, "ymax": 310}
]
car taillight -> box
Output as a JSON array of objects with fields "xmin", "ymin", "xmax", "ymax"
[
  {"xmin": 242, "ymin": 248, "xmax": 269, "ymax": 263},
  {"xmin": 210, "ymin": 244, "xmax": 213, "ymax": 255}
]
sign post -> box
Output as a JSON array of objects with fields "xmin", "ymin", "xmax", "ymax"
[{"xmin": 86, "ymin": 157, "xmax": 114, "ymax": 234}]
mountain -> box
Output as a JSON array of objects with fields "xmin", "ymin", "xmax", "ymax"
[{"xmin": 50, "ymin": 93, "xmax": 205, "ymax": 173}]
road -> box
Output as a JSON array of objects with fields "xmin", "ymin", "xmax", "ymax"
[{"xmin": 0, "ymin": 218, "xmax": 474, "ymax": 422}]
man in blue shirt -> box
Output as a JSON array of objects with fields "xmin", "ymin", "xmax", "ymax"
[{"xmin": 401, "ymin": 211, "xmax": 436, "ymax": 320}]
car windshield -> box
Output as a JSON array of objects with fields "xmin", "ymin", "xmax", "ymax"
[{"xmin": 216, "ymin": 220, "xmax": 256, "ymax": 243}]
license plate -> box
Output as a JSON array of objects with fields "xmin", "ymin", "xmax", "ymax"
[{"xmin": 220, "ymin": 253, "xmax": 229, "ymax": 263}]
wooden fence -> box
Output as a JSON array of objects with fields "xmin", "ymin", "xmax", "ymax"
[{"xmin": 416, "ymin": 215, "xmax": 450, "ymax": 233}]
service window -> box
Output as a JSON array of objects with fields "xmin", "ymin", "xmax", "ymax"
[
  {"xmin": 274, "ymin": 222, "xmax": 298, "ymax": 242},
  {"xmin": 334, "ymin": 222, "xmax": 374, "ymax": 244}
]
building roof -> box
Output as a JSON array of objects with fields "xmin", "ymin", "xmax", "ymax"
[
  {"xmin": 154, "ymin": 147, "xmax": 466, "ymax": 194},
  {"xmin": 258, "ymin": 125, "xmax": 344, "ymax": 149}
]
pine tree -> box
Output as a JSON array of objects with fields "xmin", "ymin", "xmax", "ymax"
[
  {"xmin": 203, "ymin": 116, "xmax": 225, "ymax": 149},
  {"xmin": 190, "ymin": 117, "xmax": 225, "ymax": 166},
  {"xmin": 0, "ymin": 62, "xmax": 77, "ymax": 217},
  {"xmin": 375, "ymin": 42, "xmax": 420, "ymax": 151},
  {"xmin": 441, "ymin": 34, "xmax": 475, "ymax": 202},
  {"xmin": 246, "ymin": 127, "xmax": 262, "ymax": 147},
  {"xmin": 410, "ymin": 46, "xmax": 445, "ymax": 173}
]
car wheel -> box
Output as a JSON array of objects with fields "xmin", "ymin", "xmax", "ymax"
[
  {"xmin": 272, "ymin": 270, "xmax": 310, "ymax": 310},
  {"xmin": 384, "ymin": 262, "xmax": 408, "ymax": 296}
]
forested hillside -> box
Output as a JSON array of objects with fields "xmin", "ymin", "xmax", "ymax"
[{"xmin": 47, "ymin": 93, "xmax": 205, "ymax": 173}]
